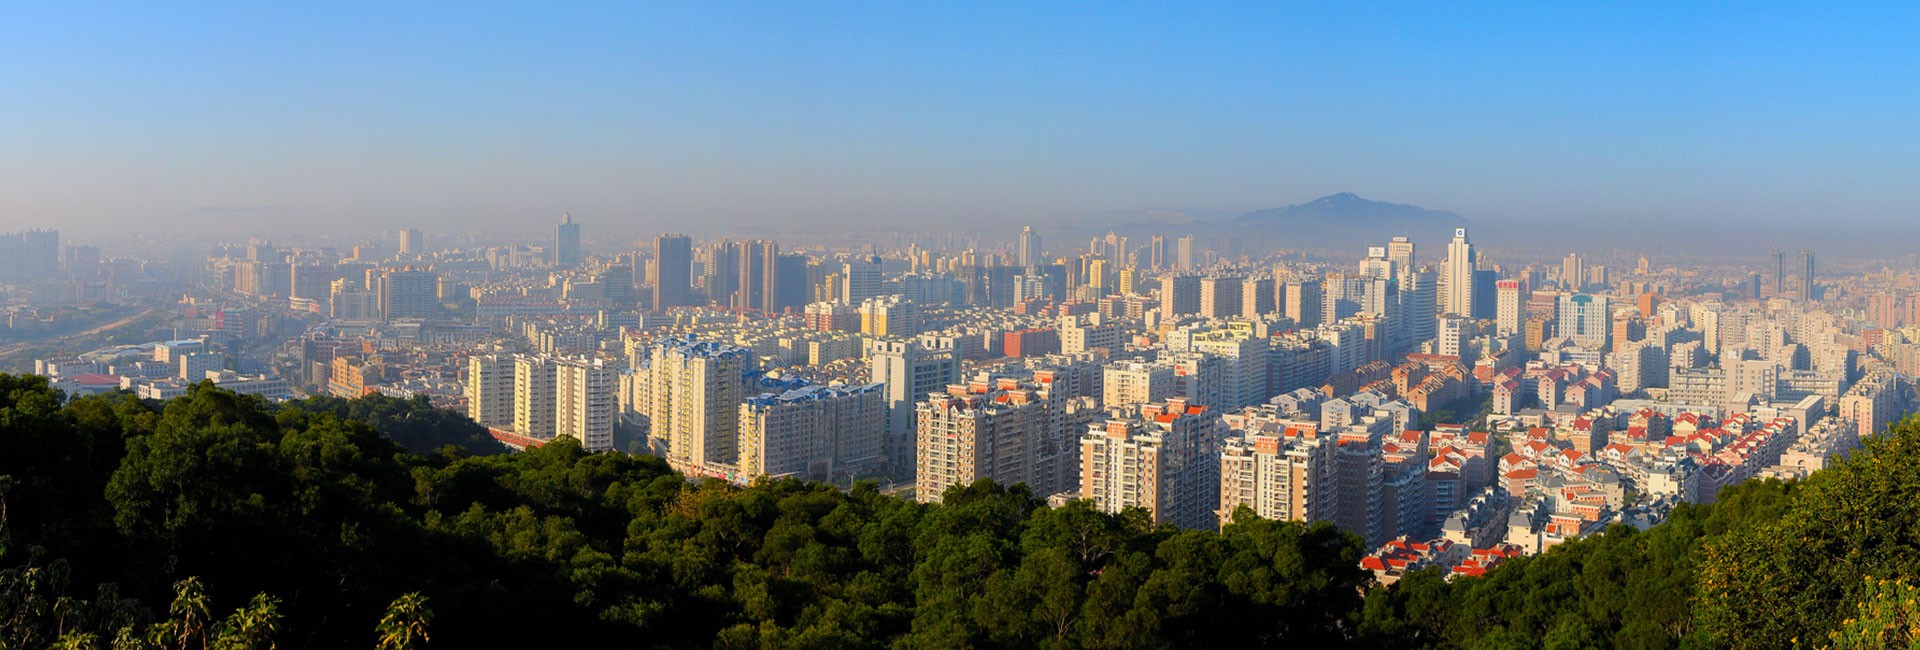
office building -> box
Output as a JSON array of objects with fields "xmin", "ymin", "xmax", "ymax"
[
  {"xmin": 1556, "ymin": 293, "xmax": 1612, "ymax": 349},
  {"xmin": 1441, "ymin": 228, "xmax": 1475, "ymax": 317},
  {"xmin": 1495, "ymin": 279, "xmax": 1523, "ymax": 336},
  {"xmin": 554, "ymin": 213, "xmax": 582, "ymax": 266}
]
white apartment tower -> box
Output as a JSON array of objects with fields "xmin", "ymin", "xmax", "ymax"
[
  {"xmin": 467, "ymin": 354, "xmax": 516, "ymax": 429},
  {"xmin": 650, "ymin": 338, "xmax": 753, "ymax": 471},
  {"xmin": 555, "ymin": 357, "xmax": 616, "ymax": 452},
  {"xmin": 513, "ymin": 355, "xmax": 557, "ymax": 439}
]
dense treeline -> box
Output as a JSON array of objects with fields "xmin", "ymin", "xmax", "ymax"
[{"xmin": 2, "ymin": 372, "xmax": 1918, "ymax": 648}]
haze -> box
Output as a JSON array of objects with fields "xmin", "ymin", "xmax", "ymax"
[{"xmin": 3, "ymin": 3, "xmax": 1918, "ymax": 242}]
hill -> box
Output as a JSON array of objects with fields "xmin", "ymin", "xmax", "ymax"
[
  {"xmin": 2, "ymin": 373, "xmax": 1917, "ymax": 648},
  {"xmin": 1087, "ymin": 193, "xmax": 1471, "ymax": 254}
]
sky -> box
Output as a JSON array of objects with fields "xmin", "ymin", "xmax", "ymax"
[{"xmin": 2, "ymin": 3, "xmax": 1918, "ymax": 241}]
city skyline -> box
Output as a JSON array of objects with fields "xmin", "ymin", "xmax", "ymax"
[{"xmin": 5, "ymin": 4, "xmax": 1920, "ymax": 244}]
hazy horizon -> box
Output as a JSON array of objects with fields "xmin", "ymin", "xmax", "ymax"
[{"xmin": 5, "ymin": 4, "xmax": 1919, "ymax": 246}]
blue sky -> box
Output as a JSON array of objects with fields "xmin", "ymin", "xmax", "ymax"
[{"xmin": 2, "ymin": 3, "xmax": 1917, "ymax": 239}]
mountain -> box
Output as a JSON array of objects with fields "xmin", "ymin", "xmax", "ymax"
[
  {"xmin": 1229, "ymin": 192, "xmax": 1469, "ymax": 250},
  {"xmin": 1078, "ymin": 193, "xmax": 1471, "ymax": 256},
  {"xmin": 1235, "ymin": 192, "xmax": 1468, "ymax": 228}
]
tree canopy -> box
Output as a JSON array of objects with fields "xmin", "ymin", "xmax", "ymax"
[{"xmin": 4, "ymin": 372, "xmax": 1920, "ymax": 648}]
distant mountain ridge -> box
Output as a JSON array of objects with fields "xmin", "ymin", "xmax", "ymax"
[
  {"xmin": 1074, "ymin": 193, "xmax": 1470, "ymax": 253},
  {"xmin": 1234, "ymin": 192, "xmax": 1469, "ymax": 227}
]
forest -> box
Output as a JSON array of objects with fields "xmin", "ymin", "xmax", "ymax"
[{"xmin": 3, "ymin": 372, "xmax": 1918, "ymax": 649}]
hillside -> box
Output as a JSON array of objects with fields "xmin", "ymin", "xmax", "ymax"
[{"xmin": 1, "ymin": 373, "xmax": 1915, "ymax": 648}]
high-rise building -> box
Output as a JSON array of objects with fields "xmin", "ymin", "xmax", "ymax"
[
  {"xmin": 869, "ymin": 339, "xmax": 961, "ymax": 477},
  {"xmin": 1017, "ymin": 226, "xmax": 1043, "ymax": 268},
  {"xmin": 398, "ymin": 228, "xmax": 425, "ymax": 257},
  {"xmin": 1561, "ymin": 253, "xmax": 1585, "ymax": 292},
  {"xmin": 19, "ymin": 230, "xmax": 59, "ymax": 282},
  {"xmin": 1441, "ymin": 228, "xmax": 1475, "ymax": 317},
  {"xmin": 1175, "ymin": 236, "xmax": 1198, "ymax": 271},
  {"xmin": 555, "ymin": 357, "xmax": 616, "ymax": 452},
  {"xmin": 1241, "ymin": 276, "xmax": 1276, "ymax": 318},
  {"xmin": 841, "ymin": 257, "xmax": 882, "ymax": 305},
  {"xmin": 915, "ymin": 377, "xmax": 1092, "ymax": 503},
  {"xmin": 1081, "ymin": 399, "xmax": 1222, "ymax": 529},
  {"xmin": 1285, "ymin": 278, "xmax": 1323, "ymax": 329},
  {"xmin": 652, "ymin": 234, "xmax": 694, "ymax": 309},
  {"xmin": 1103, "ymin": 361, "xmax": 1175, "ymax": 408},
  {"xmin": 1160, "ymin": 275, "xmax": 1202, "ymax": 316},
  {"xmin": 1495, "ymin": 279, "xmax": 1523, "ymax": 336},
  {"xmin": 737, "ymin": 383, "xmax": 887, "ymax": 482},
  {"xmin": 467, "ymin": 354, "xmax": 516, "ymax": 429},
  {"xmin": 375, "ymin": 269, "xmax": 439, "ymax": 321},
  {"xmin": 1386, "ymin": 236, "xmax": 1416, "ymax": 286},
  {"xmin": 1149, "ymin": 235, "xmax": 1169, "ymax": 271},
  {"xmin": 513, "ymin": 355, "xmax": 558, "ymax": 440},
  {"xmin": 649, "ymin": 338, "xmax": 753, "ymax": 471},
  {"xmin": 1402, "ymin": 269, "xmax": 1438, "ymax": 347},
  {"xmin": 554, "ymin": 213, "xmax": 582, "ymax": 266},
  {"xmin": 1556, "ymin": 293, "xmax": 1611, "ymax": 349},
  {"xmin": 1797, "ymin": 249, "xmax": 1816, "ymax": 301},
  {"xmin": 732, "ymin": 240, "xmax": 779, "ymax": 311},
  {"xmin": 1198, "ymin": 276, "xmax": 1243, "ymax": 319},
  {"xmin": 1218, "ymin": 420, "xmax": 1336, "ymax": 528},
  {"xmin": 858, "ymin": 295, "xmax": 921, "ymax": 338},
  {"xmin": 700, "ymin": 240, "xmax": 739, "ymax": 305},
  {"xmin": 774, "ymin": 254, "xmax": 810, "ymax": 312}
]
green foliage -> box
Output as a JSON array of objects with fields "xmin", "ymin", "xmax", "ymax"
[
  {"xmin": 10, "ymin": 372, "xmax": 1920, "ymax": 648},
  {"xmin": 279, "ymin": 393, "xmax": 503, "ymax": 456}
]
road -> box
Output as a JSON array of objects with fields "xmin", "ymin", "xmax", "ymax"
[{"xmin": 0, "ymin": 306, "xmax": 162, "ymax": 359}]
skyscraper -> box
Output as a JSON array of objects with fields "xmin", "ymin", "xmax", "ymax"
[
  {"xmin": 1148, "ymin": 235, "xmax": 1169, "ymax": 271},
  {"xmin": 554, "ymin": 213, "xmax": 582, "ymax": 266},
  {"xmin": 733, "ymin": 240, "xmax": 778, "ymax": 311},
  {"xmin": 398, "ymin": 228, "xmax": 425, "ymax": 257},
  {"xmin": 1176, "ymin": 235, "xmax": 1198, "ymax": 271},
  {"xmin": 1797, "ymin": 249, "xmax": 1816, "ymax": 301},
  {"xmin": 652, "ymin": 234, "xmax": 694, "ymax": 309},
  {"xmin": 1441, "ymin": 228, "xmax": 1475, "ymax": 317},
  {"xmin": 1018, "ymin": 226, "xmax": 1042, "ymax": 268},
  {"xmin": 1386, "ymin": 236, "xmax": 1416, "ymax": 286},
  {"xmin": 1561, "ymin": 252, "xmax": 1585, "ymax": 292}
]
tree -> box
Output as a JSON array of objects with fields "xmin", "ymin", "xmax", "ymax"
[{"xmin": 375, "ymin": 593, "xmax": 432, "ymax": 650}]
